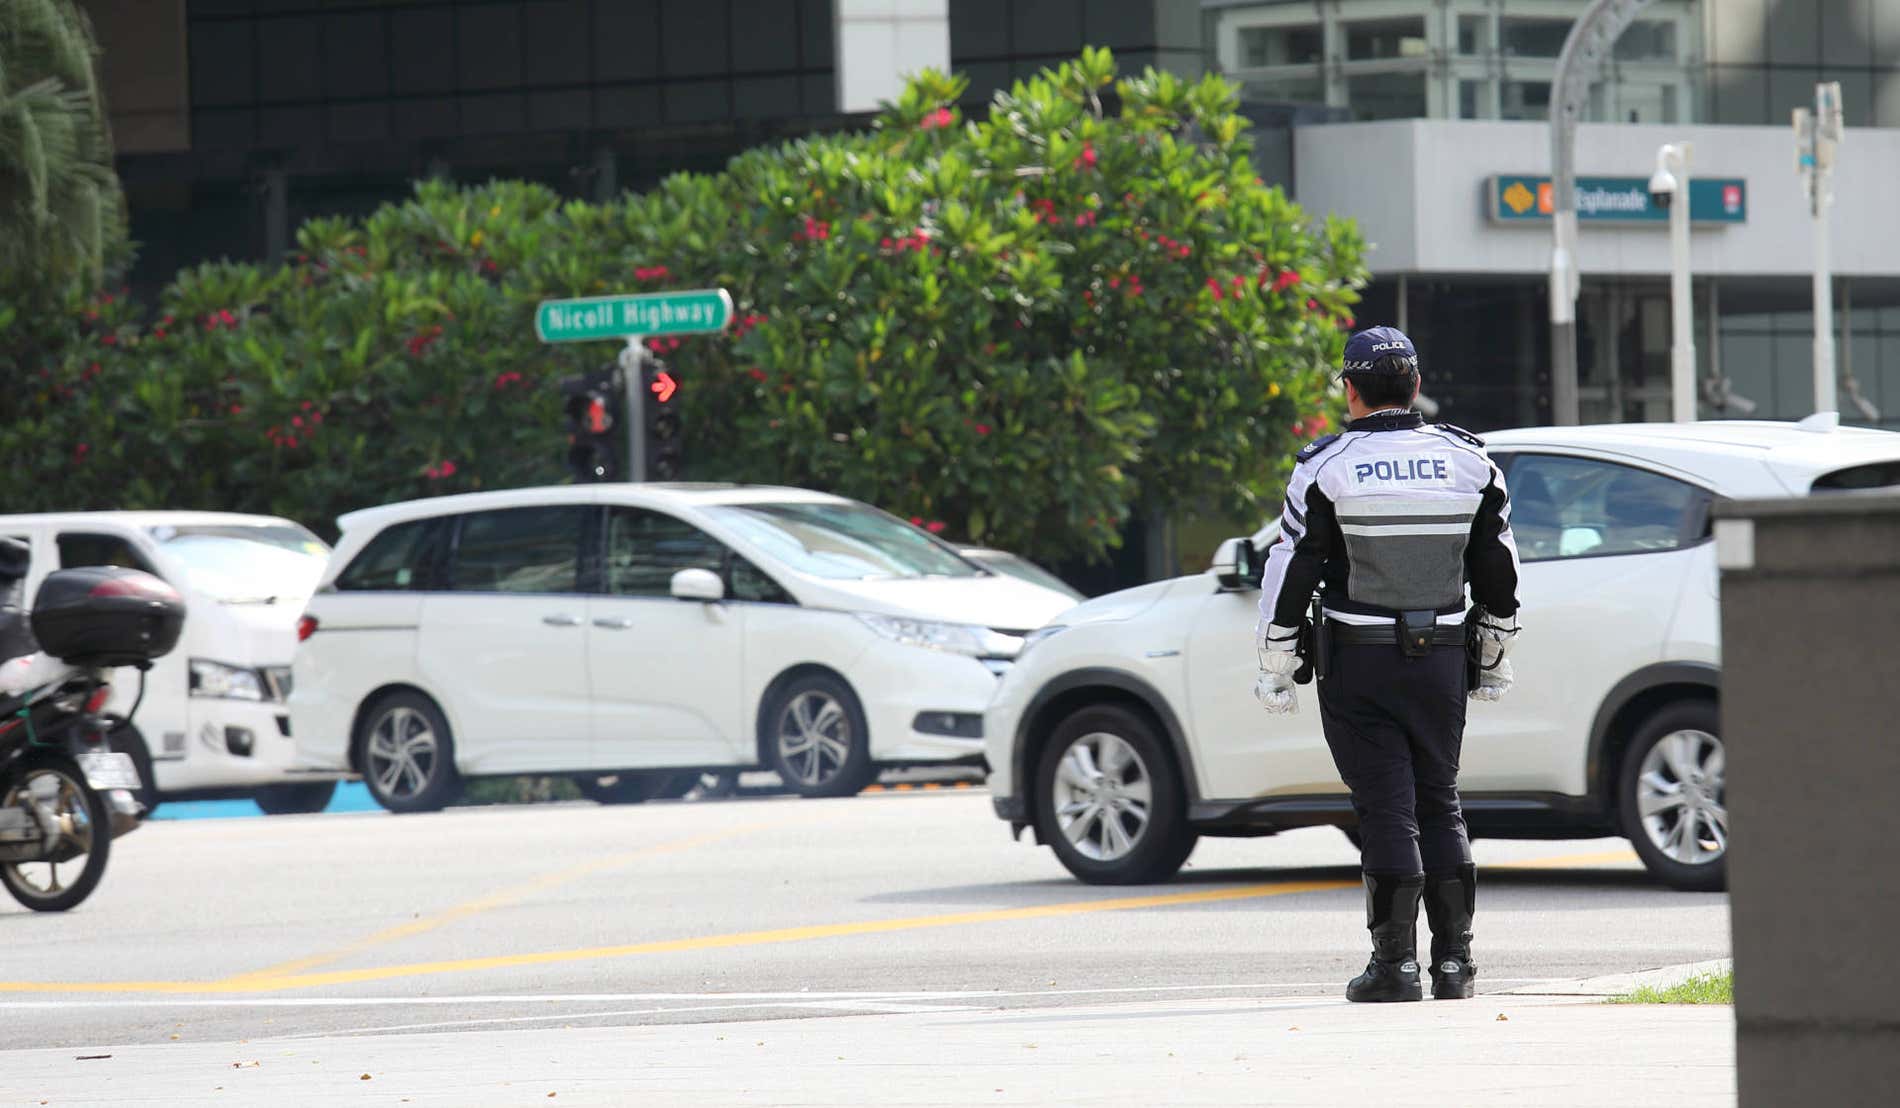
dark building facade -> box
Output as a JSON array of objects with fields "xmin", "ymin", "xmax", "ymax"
[{"xmin": 81, "ymin": 1, "xmax": 1209, "ymax": 291}]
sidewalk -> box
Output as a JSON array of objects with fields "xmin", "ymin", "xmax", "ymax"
[{"xmin": 0, "ymin": 984, "xmax": 1736, "ymax": 1107}]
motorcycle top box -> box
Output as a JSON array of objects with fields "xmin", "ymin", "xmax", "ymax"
[{"xmin": 31, "ymin": 567, "xmax": 185, "ymax": 667}]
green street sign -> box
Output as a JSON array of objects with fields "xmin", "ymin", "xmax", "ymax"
[
  {"xmin": 1487, "ymin": 175, "xmax": 1748, "ymax": 225},
  {"xmin": 534, "ymin": 289, "xmax": 733, "ymax": 342}
]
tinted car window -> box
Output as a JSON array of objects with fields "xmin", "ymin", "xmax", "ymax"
[
  {"xmin": 604, "ymin": 509, "xmax": 726, "ymax": 597},
  {"xmin": 335, "ymin": 517, "xmax": 449, "ymax": 591},
  {"xmin": 1812, "ymin": 460, "xmax": 1900, "ymax": 491},
  {"xmin": 448, "ymin": 507, "xmax": 586, "ymax": 594},
  {"xmin": 730, "ymin": 556, "xmax": 794, "ymax": 604},
  {"xmin": 58, "ymin": 532, "xmax": 158, "ymax": 574},
  {"xmin": 1506, "ymin": 455, "xmax": 1701, "ymax": 561}
]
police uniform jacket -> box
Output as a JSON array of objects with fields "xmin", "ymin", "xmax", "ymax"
[{"xmin": 1258, "ymin": 409, "xmax": 1521, "ymax": 631}]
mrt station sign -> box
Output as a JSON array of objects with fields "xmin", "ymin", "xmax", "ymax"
[{"xmin": 1488, "ymin": 175, "xmax": 1748, "ymax": 226}]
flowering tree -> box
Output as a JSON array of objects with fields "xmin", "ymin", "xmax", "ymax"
[{"xmin": 1, "ymin": 50, "xmax": 1364, "ymax": 565}]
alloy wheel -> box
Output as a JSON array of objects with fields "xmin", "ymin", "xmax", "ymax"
[
  {"xmin": 2, "ymin": 766, "xmax": 97, "ymax": 904},
  {"xmin": 1049, "ymin": 731, "xmax": 1154, "ymax": 862},
  {"xmin": 1635, "ymin": 728, "xmax": 1727, "ymax": 867},
  {"xmin": 366, "ymin": 706, "xmax": 439, "ymax": 801},
  {"xmin": 777, "ymin": 691, "xmax": 851, "ymax": 788}
]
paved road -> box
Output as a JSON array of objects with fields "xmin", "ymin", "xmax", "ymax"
[{"xmin": 0, "ymin": 789, "xmax": 1731, "ymax": 1099}]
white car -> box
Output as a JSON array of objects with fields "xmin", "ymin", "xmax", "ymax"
[
  {"xmin": 290, "ymin": 484, "xmax": 1077, "ymax": 812},
  {"xmin": 985, "ymin": 419, "xmax": 1900, "ymax": 891},
  {"xmin": 0, "ymin": 511, "xmax": 341, "ymax": 814}
]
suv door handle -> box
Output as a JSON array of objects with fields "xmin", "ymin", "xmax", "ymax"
[
  {"xmin": 593, "ymin": 617, "xmax": 636, "ymax": 630},
  {"xmin": 542, "ymin": 613, "xmax": 582, "ymax": 627}
]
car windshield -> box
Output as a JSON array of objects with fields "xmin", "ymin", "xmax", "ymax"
[
  {"xmin": 149, "ymin": 523, "xmax": 330, "ymax": 602},
  {"xmin": 704, "ymin": 502, "xmax": 982, "ymax": 580},
  {"xmin": 966, "ymin": 551, "xmax": 1083, "ymax": 601}
]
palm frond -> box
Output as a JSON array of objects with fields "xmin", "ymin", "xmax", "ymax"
[{"xmin": 0, "ymin": 0, "xmax": 125, "ymax": 294}]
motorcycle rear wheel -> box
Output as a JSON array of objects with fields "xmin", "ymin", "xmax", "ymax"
[{"xmin": 1, "ymin": 752, "xmax": 111, "ymax": 912}]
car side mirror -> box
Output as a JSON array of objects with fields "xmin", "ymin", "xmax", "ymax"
[
  {"xmin": 670, "ymin": 568, "xmax": 725, "ymax": 603},
  {"xmin": 1213, "ymin": 537, "xmax": 1260, "ymax": 592}
]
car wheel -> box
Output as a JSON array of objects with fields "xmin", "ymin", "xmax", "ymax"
[
  {"xmin": 254, "ymin": 781, "xmax": 338, "ymax": 816},
  {"xmin": 356, "ymin": 692, "xmax": 461, "ymax": 814},
  {"xmin": 574, "ymin": 773, "xmax": 672, "ymax": 804},
  {"xmin": 764, "ymin": 674, "xmax": 874, "ymax": 799},
  {"xmin": 1617, "ymin": 701, "xmax": 1727, "ymax": 892},
  {"xmin": 1034, "ymin": 704, "xmax": 1197, "ymax": 885},
  {"xmin": 106, "ymin": 721, "xmax": 159, "ymax": 815}
]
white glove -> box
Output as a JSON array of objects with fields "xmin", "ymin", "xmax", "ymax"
[
  {"xmin": 1254, "ymin": 623, "xmax": 1303, "ymax": 715},
  {"xmin": 1469, "ymin": 656, "xmax": 1514, "ymax": 702},
  {"xmin": 1469, "ymin": 613, "xmax": 1519, "ymax": 703}
]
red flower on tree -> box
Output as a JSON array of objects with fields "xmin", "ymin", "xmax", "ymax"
[{"xmin": 919, "ymin": 107, "xmax": 956, "ymax": 130}]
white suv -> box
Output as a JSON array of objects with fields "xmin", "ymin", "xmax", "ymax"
[
  {"xmin": 290, "ymin": 484, "xmax": 1075, "ymax": 811},
  {"xmin": 985, "ymin": 419, "xmax": 1900, "ymax": 891}
]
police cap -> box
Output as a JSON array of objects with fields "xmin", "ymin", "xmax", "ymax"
[{"xmin": 1339, "ymin": 326, "xmax": 1419, "ymax": 377}]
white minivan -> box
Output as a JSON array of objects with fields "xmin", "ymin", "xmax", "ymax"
[
  {"xmin": 0, "ymin": 511, "xmax": 344, "ymax": 814},
  {"xmin": 289, "ymin": 484, "xmax": 1079, "ymax": 812}
]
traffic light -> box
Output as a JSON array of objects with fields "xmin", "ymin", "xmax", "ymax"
[
  {"xmin": 643, "ymin": 359, "xmax": 683, "ymax": 480},
  {"xmin": 559, "ymin": 366, "xmax": 621, "ymax": 482}
]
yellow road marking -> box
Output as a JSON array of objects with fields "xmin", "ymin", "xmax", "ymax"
[
  {"xmin": 0, "ymin": 878, "xmax": 1353, "ymax": 996},
  {"xmin": 222, "ymin": 819, "xmax": 786, "ymax": 985}
]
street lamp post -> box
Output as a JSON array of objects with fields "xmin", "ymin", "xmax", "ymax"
[
  {"xmin": 1548, "ymin": 0, "xmax": 1658, "ymax": 425},
  {"xmin": 1795, "ymin": 82, "xmax": 1844, "ymax": 415},
  {"xmin": 1651, "ymin": 143, "xmax": 1695, "ymax": 422}
]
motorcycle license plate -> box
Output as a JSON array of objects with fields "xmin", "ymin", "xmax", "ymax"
[{"xmin": 78, "ymin": 752, "xmax": 141, "ymax": 792}]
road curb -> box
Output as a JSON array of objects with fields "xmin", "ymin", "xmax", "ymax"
[{"xmin": 1500, "ymin": 957, "xmax": 1732, "ymax": 997}]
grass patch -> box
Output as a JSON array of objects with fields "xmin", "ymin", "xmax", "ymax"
[{"xmin": 1611, "ymin": 970, "xmax": 1733, "ymax": 1005}]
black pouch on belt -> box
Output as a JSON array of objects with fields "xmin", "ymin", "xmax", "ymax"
[
  {"xmin": 1397, "ymin": 609, "xmax": 1437, "ymax": 658},
  {"xmin": 1463, "ymin": 606, "xmax": 1484, "ymax": 691}
]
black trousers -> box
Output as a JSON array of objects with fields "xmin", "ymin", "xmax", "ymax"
[{"xmin": 1318, "ymin": 641, "xmax": 1472, "ymax": 876}]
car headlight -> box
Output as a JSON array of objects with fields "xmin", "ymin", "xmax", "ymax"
[
  {"xmin": 855, "ymin": 614, "xmax": 1025, "ymax": 658},
  {"xmin": 190, "ymin": 659, "xmax": 267, "ymax": 701},
  {"xmin": 1020, "ymin": 625, "xmax": 1068, "ymax": 654}
]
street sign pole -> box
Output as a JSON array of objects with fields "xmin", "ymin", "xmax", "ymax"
[
  {"xmin": 1656, "ymin": 142, "xmax": 1696, "ymax": 423},
  {"xmin": 618, "ymin": 337, "xmax": 647, "ymax": 484},
  {"xmin": 535, "ymin": 288, "xmax": 732, "ymax": 483},
  {"xmin": 1798, "ymin": 82, "xmax": 1844, "ymax": 416}
]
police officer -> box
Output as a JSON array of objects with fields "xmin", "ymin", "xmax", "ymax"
[{"xmin": 1253, "ymin": 326, "xmax": 1521, "ymax": 1003}]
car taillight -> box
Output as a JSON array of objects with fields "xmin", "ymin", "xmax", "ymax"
[
  {"xmin": 84, "ymin": 685, "xmax": 113, "ymax": 714},
  {"xmin": 297, "ymin": 615, "xmax": 318, "ymax": 642}
]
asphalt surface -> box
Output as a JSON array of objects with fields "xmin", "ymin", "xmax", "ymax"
[{"xmin": 0, "ymin": 788, "xmax": 1728, "ymax": 1054}]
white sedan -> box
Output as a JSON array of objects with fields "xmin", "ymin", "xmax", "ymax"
[{"xmin": 985, "ymin": 418, "xmax": 1900, "ymax": 890}]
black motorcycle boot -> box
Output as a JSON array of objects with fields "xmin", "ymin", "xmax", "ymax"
[
  {"xmin": 1424, "ymin": 865, "xmax": 1478, "ymax": 1000},
  {"xmin": 1345, "ymin": 873, "xmax": 1425, "ymax": 1003}
]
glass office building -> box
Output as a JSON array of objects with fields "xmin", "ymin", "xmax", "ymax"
[{"xmin": 1208, "ymin": 0, "xmax": 1900, "ymax": 430}]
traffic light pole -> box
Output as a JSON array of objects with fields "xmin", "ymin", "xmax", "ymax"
[{"xmin": 619, "ymin": 336, "xmax": 648, "ymax": 483}]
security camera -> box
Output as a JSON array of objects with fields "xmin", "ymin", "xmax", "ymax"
[{"xmin": 1648, "ymin": 168, "xmax": 1677, "ymax": 208}]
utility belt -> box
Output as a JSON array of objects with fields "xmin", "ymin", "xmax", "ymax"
[
  {"xmin": 1329, "ymin": 620, "xmax": 1467, "ymax": 649},
  {"xmin": 1296, "ymin": 597, "xmax": 1470, "ymax": 685}
]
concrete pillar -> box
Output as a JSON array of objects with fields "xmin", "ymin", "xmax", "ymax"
[
  {"xmin": 834, "ymin": 1, "xmax": 950, "ymax": 114},
  {"xmin": 1715, "ymin": 492, "xmax": 1900, "ymax": 1107}
]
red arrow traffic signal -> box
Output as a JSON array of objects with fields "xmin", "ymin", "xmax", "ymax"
[{"xmin": 649, "ymin": 369, "xmax": 677, "ymax": 404}]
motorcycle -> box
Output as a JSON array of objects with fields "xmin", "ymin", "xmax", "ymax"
[{"xmin": 0, "ymin": 539, "xmax": 184, "ymax": 912}]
